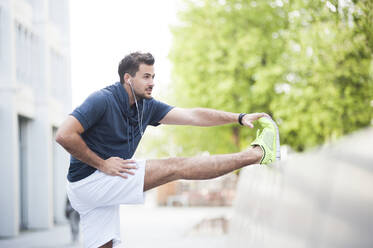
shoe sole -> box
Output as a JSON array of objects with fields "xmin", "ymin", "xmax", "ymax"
[{"xmin": 264, "ymin": 117, "xmax": 281, "ymax": 161}]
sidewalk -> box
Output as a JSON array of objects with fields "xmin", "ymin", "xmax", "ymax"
[
  {"xmin": 0, "ymin": 205, "xmax": 230, "ymax": 248},
  {"xmin": 119, "ymin": 205, "xmax": 230, "ymax": 248},
  {"xmin": 0, "ymin": 224, "xmax": 81, "ymax": 248}
]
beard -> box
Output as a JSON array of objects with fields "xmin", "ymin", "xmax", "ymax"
[
  {"xmin": 135, "ymin": 91, "xmax": 153, "ymax": 100},
  {"xmin": 141, "ymin": 94, "xmax": 153, "ymax": 100}
]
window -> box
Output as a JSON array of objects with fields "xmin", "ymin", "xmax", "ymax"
[
  {"xmin": 50, "ymin": 48, "xmax": 66, "ymax": 101},
  {"xmin": 15, "ymin": 22, "xmax": 38, "ymax": 86},
  {"xmin": 18, "ymin": 115, "xmax": 30, "ymax": 230},
  {"xmin": 15, "ymin": 23, "xmax": 22, "ymax": 82}
]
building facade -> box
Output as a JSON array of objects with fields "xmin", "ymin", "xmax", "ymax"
[{"xmin": 0, "ymin": 0, "xmax": 71, "ymax": 237}]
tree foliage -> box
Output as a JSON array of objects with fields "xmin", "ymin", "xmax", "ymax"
[{"xmin": 167, "ymin": 0, "xmax": 373, "ymax": 153}]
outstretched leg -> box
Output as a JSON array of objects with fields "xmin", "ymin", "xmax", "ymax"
[{"xmin": 143, "ymin": 146, "xmax": 262, "ymax": 191}]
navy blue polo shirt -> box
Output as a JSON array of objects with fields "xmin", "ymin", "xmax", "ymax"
[{"xmin": 68, "ymin": 82, "xmax": 173, "ymax": 182}]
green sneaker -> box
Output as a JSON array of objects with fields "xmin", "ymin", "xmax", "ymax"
[{"xmin": 251, "ymin": 117, "xmax": 281, "ymax": 164}]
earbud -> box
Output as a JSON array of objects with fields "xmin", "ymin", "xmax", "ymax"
[{"xmin": 128, "ymin": 80, "xmax": 132, "ymax": 85}]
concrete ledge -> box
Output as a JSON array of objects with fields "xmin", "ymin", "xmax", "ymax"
[{"xmin": 228, "ymin": 127, "xmax": 373, "ymax": 248}]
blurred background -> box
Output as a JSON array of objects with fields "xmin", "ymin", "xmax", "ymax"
[{"xmin": 0, "ymin": 0, "xmax": 372, "ymax": 247}]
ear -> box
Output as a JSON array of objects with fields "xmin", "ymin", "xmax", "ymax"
[{"xmin": 124, "ymin": 73, "xmax": 131, "ymax": 84}]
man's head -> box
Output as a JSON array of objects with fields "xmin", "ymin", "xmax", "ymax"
[{"xmin": 118, "ymin": 52, "xmax": 155, "ymax": 100}]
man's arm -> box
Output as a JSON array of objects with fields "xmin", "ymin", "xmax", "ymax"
[
  {"xmin": 55, "ymin": 116, "xmax": 137, "ymax": 179},
  {"xmin": 159, "ymin": 107, "xmax": 270, "ymax": 128}
]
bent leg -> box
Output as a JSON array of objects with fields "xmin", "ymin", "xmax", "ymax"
[{"xmin": 144, "ymin": 147, "xmax": 262, "ymax": 191}]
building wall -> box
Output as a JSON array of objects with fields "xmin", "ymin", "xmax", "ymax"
[{"xmin": 0, "ymin": 0, "xmax": 71, "ymax": 237}]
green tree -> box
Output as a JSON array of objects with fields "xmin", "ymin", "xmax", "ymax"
[
  {"xmin": 168, "ymin": 0, "xmax": 288, "ymax": 155},
  {"xmin": 167, "ymin": 0, "xmax": 372, "ymax": 154},
  {"xmin": 272, "ymin": 0, "xmax": 373, "ymax": 150}
]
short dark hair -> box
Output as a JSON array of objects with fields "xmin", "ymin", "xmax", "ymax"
[{"xmin": 118, "ymin": 52, "xmax": 155, "ymax": 84}]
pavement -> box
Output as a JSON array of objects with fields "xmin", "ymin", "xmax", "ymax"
[
  {"xmin": 0, "ymin": 224, "xmax": 80, "ymax": 248},
  {"xmin": 0, "ymin": 203, "xmax": 231, "ymax": 248}
]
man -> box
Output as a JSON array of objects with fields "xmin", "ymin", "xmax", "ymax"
[{"xmin": 56, "ymin": 52, "xmax": 280, "ymax": 248}]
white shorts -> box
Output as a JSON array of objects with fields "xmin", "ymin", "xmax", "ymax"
[{"xmin": 66, "ymin": 159, "xmax": 146, "ymax": 248}]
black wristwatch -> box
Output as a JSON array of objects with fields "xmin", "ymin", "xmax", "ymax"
[{"xmin": 238, "ymin": 113, "xmax": 247, "ymax": 126}]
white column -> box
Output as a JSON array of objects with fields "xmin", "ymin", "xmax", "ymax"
[
  {"xmin": 27, "ymin": 0, "xmax": 53, "ymax": 229},
  {"xmin": 0, "ymin": 93, "xmax": 19, "ymax": 238},
  {"xmin": 53, "ymin": 130, "xmax": 70, "ymax": 224},
  {"xmin": 0, "ymin": 0, "xmax": 20, "ymax": 238},
  {"xmin": 27, "ymin": 106, "xmax": 54, "ymax": 229}
]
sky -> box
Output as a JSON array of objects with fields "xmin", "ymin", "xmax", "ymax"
[{"xmin": 69, "ymin": 0, "xmax": 182, "ymax": 108}]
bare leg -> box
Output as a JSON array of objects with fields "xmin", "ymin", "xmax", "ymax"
[
  {"xmin": 99, "ymin": 240, "xmax": 113, "ymax": 248},
  {"xmin": 144, "ymin": 147, "xmax": 262, "ymax": 191}
]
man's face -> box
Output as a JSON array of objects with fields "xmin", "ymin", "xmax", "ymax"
[{"xmin": 128, "ymin": 64, "xmax": 155, "ymax": 100}]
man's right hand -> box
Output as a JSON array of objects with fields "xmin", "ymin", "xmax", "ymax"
[
  {"xmin": 100, "ymin": 157, "xmax": 138, "ymax": 179},
  {"xmin": 56, "ymin": 116, "xmax": 138, "ymax": 179}
]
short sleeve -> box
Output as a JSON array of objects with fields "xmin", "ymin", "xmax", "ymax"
[
  {"xmin": 149, "ymin": 100, "xmax": 174, "ymax": 126},
  {"xmin": 70, "ymin": 91, "xmax": 107, "ymax": 131}
]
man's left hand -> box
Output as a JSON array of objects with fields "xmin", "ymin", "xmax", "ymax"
[{"xmin": 241, "ymin": 113, "xmax": 271, "ymax": 128}]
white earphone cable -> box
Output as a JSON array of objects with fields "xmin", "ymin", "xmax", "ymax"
[{"xmin": 129, "ymin": 81, "xmax": 144, "ymax": 136}]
